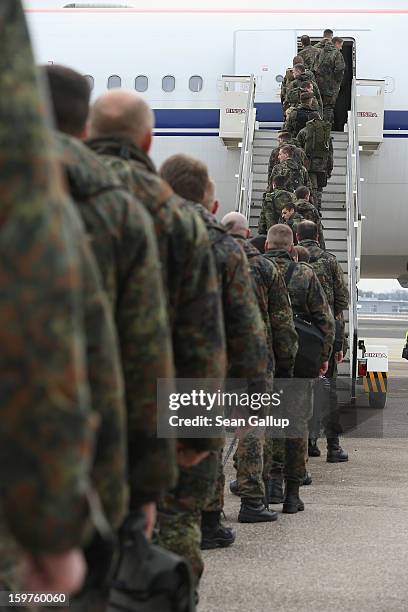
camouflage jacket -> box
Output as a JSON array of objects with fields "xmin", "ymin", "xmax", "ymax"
[
  {"xmin": 87, "ymin": 138, "xmax": 226, "ymax": 454},
  {"xmin": 195, "ymin": 206, "xmax": 267, "ymax": 381},
  {"xmin": 267, "ymin": 142, "xmax": 306, "ymax": 186},
  {"xmin": 314, "ymin": 41, "xmax": 345, "ymax": 95},
  {"xmin": 298, "ymin": 45, "xmax": 320, "ymax": 71},
  {"xmin": 258, "ymin": 189, "xmax": 295, "ymax": 234},
  {"xmin": 294, "ymin": 199, "xmax": 325, "ymax": 248},
  {"xmin": 264, "ymin": 250, "xmax": 335, "ymax": 363},
  {"xmin": 278, "ymin": 212, "xmax": 304, "ymax": 244},
  {"xmin": 0, "ymin": 0, "xmax": 97, "ymax": 555},
  {"xmin": 57, "ymin": 132, "xmax": 177, "ymax": 509},
  {"xmin": 233, "ymin": 236, "xmax": 298, "ymax": 377},
  {"xmin": 284, "ymin": 104, "xmax": 321, "ymax": 138},
  {"xmin": 284, "ymin": 74, "xmax": 322, "ymax": 114},
  {"xmin": 280, "ymin": 67, "xmax": 295, "ymax": 104},
  {"xmin": 297, "ymin": 239, "xmax": 349, "ymax": 317},
  {"xmin": 271, "ymin": 159, "xmax": 311, "ymax": 193},
  {"xmin": 296, "ymin": 126, "xmax": 334, "ymax": 176}
]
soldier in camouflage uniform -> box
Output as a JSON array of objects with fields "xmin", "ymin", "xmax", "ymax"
[
  {"xmin": 160, "ymin": 156, "xmax": 269, "ymax": 528},
  {"xmin": 296, "ymin": 120, "xmax": 334, "ymax": 210},
  {"xmin": 279, "ymin": 202, "xmax": 304, "ymax": 244},
  {"xmin": 294, "ymin": 186, "xmax": 326, "ymax": 248},
  {"xmin": 267, "ymin": 131, "xmax": 306, "ymax": 186},
  {"xmin": 285, "ymin": 92, "xmax": 321, "ymax": 138},
  {"xmin": 280, "ymin": 55, "xmax": 304, "ymax": 106},
  {"xmin": 87, "ymin": 94, "xmax": 227, "ymax": 587},
  {"xmin": 258, "ymin": 175, "xmax": 296, "ymax": 235},
  {"xmin": 285, "ymin": 80, "xmax": 322, "ymax": 118},
  {"xmin": 297, "ymin": 221, "xmax": 349, "ymax": 462},
  {"xmin": 45, "ymin": 65, "xmax": 178, "ymax": 531},
  {"xmin": 271, "ymin": 144, "xmax": 311, "ymax": 193},
  {"xmin": 221, "ymin": 212, "xmax": 298, "ymax": 513},
  {"xmin": 299, "ymin": 34, "xmax": 321, "ymax": 72},
  {"xmin": 264, "ymin": 224, "xmax": 335, "ymax": 513},
  {"xmin": 313, "ymin": 37, "xmax": 346, "ymax": 125},
  {"xmin": 0, "ymin": 2, "xmax": 120, "ymax": 603},
  {"xmin": 284, "ymin": 64, "xmax": 323, "ymax": 116}
]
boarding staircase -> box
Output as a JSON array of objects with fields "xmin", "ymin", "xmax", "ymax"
[{"xmin": 236, "ymin": 78, "xmax": 363, "ymax": 382}]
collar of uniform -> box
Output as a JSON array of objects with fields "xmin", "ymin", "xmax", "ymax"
[
  {"xmin": 264, "ymin": 248, "xmax": 294, "ymax": 261},
  {"xmin": 86, "ymin": 137, "xmax": 156, "ymax": 174},
  {"xmin": 298, "ymin": 239, "xmax": 319, "ymax": 248}
]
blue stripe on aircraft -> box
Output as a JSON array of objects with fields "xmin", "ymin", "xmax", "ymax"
[{"xmin": 153, "ymin": 106, "xmax": 408, "ymax": 131}]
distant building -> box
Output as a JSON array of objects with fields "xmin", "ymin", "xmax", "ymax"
[{"xmin": 358, "ymin": 298, "xmax": 408, "ymax": 314}]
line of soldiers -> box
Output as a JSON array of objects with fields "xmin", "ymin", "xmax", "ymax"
[
  {"xmin": 259, "ymin": 29, "xmax": 346, "ymax": 248},
  {"xmin": 1, "ymin": 6, "xmax": 349, "ymax": 610}
]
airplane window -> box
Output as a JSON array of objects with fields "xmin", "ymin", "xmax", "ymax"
[
  {"xmin": 135, "ymin": 75, "xmax": 148, "ymax": 92},
  {"xmin": 162, "ymin": 75, "xmax": 175, "ymax": 92},
  {"xmin": 108, "ymin": 75, "xmax": 121, "ymax": 89},
  {"xmin": 84, "ymin": 74, "xmax": 94, "ymax": 91},
  {"xmin": 189, "ymin": 75, "xmax": 203, "ymax": 92},
  {"xmin": 275, "ymin": 75, "xmax": 284, "ymax": 83}
]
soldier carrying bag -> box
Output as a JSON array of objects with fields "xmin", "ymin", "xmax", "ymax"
[
  {"xmin": 304, "ymin": 118, "xmax": 331, "ymax": 173},
  {"xmin": 284, "ymin": 262, "xmax": 325, "ymax": 378},
  {"xmin": 108, "ymin": 512, "xmax": 195, "ymax": 612}
]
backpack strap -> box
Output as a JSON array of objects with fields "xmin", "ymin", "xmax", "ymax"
[{"xmin": 284, "ymin": 261, "xmax": 296, "ymax": 286}]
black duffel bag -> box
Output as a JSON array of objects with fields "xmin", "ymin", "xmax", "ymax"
[
  {"xmin": 285, "ymin": 262, "xmax": 325, "ymax": 378},
  {"xmin": 108, "ymin": 513, "xmax": 195, "ymax": 612}
]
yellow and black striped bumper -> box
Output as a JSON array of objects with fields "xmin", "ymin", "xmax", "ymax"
[{"xmin": 363, "ymin": 372, "xmax": 388, "ymax": 393}]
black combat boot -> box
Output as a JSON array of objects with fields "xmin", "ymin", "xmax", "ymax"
[
  {"xmin": 301, "ymin": 470, "xmax": 312, "ymax": 486},
  {"xmin": 265, "ymin": 478, "xmax": 284, "ymax": 504},
  {"xmin": 308, "ymin": 438, "xmax": 321, "ymax": 457},
  {"xmin": 326, "ymin": 437, "xmax": 349, "ymax": 463},
  {"xmin": 282, "ymin": 482, "xmax": 305, "ymax": 514},
  {"xmin": 200, "ymin": 511, "xmax": 236, "ymax": 550},
  {"xmin": 229, "ymin": 479, "xmax": 239, "ymax": 496},
  {"xmin": 238, "ymin": 499, "xmax": 278, "ymax": 523}
]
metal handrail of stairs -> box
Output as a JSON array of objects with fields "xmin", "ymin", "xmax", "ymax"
[
  {"xmin": 235, "ymin": 74, "xmax": 256, "ymax": 218},
  {"xmin": 346, "ymin": 78, "xmax": 362, "ymax": 383}
]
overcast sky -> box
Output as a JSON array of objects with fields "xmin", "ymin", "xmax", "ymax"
[{"xmin": 358, "ymin": 279, "xmax": 408, "ymax": 293}]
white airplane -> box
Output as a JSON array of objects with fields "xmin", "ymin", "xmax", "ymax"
[{"xmin": 24, "ymin": 0, "xmax": 408, "ymax": 281}]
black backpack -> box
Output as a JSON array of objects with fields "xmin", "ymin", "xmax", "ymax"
[{"xmin": 285, "ymin": 262, "xmax": 324, "ymax": 378}]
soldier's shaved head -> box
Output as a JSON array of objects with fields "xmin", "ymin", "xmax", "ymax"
[
  {"xmin": 221, "ymin": 212, "xmax": 250, "ymax": 238},
  {"xmin": 292, "ymin": 55, "xmax": 304, "ymax": 66},
  {"xmin": 323, "ymin": 29, "xmax": 334, "ymax": 39},
  {"xmin": 44, "ymin": 64, "xmax": 91, "ymax": 137},
  {"xmin": 266, "ymin": 224, "xmax": 294, "ymax": 250},
  {"xmin": 301, "ymin": 35, "xmax": 311, "ymax": 47},
  {"xmin": 89, "ymin": 89, "xmax": 155, "ymax": 151},
  {"xmin": 297, "ymin": 220, "xmax": 319, "ymax": 241},
  {"xmin": 202, "ymin": 178, "xmax": 217, "ymax": 212}
]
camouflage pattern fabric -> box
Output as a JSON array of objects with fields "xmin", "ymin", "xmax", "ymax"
[
  {"xmin": 86, "ymin": 138, "xmax": 226, "ymax": 385},
  {"xmin": 231, "ymin": 237, "xmax": 298, "ymax": 497},
  {"xmin": 86, "ymin": 138, "xmax": 226, "ymax": 585},
  {"xmin": 284, "ymin": 105, "xmax": 321, "ymax": 139},
  {"xmin": 271, "ymin": 159, "xmax": 311, "ymax": 193},
  {"xmin": 297, "ymin": 239, "xmax": 349, "ymax": 318},
  {"xmin": 294, "ymin": 199, "xmax": 326, "ymax": 248},
  {"xmin": 258, "ymin": 189, "xmax": 296, "ymax": 234},
  {"xmin": 280, "ymin": 67, "xmax": 295, "ymax": 105},
  {"xmin": 279, "ymin": 212, "xmax": 304, "ymax": 245},
  {"xmin": 298, "ymin": 45, "xmax": 321, "ymax": 71},
  {"xmin": 284, "ymin": 74, "xmax": 323, "ymax": 115},
  {"xmin": 296, "ymin": 126, "xmax": 334, "ymax": 209},
  {"xmin": 313, "ymin": 41, "xmax": 345, "ymax": 123},
  {"xmin": 267, "ymin": 142, "xmax": 306, "ymax": 186},
  {"xmin": 57, "ymin": 132, "xmax": 177, "ymax": 511},
  {"xmin": 264, "ymin": 249, "xmax": 335, "ymax": 363},
  {"xmin": 0, "ymin": 0, "xmax": 97, "ymax": 558}
]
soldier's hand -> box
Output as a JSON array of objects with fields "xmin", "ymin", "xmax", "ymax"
[
  {"xmin": 22, "ymin": 549, "xmax": 86, "ymax": 595},
  {"xmin": 141, "ymin": 502, "xmax": 157, "ymax": 540},
  {"xmin": 319, "ymin": 361, "xmax": 329, "ymax": 376},
  {"xmin": 335, "ymin": 351, "xmax": 344, "ymax": 364}
]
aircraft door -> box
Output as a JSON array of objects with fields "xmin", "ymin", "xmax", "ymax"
[{"xmin": 234, "ymin": 30, "xmax": 298, "ymax": 104}]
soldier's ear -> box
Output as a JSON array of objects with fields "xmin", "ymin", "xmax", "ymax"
[{"xmin": 211, "ymin": 200, "xmax": 219, "ymax": 215}]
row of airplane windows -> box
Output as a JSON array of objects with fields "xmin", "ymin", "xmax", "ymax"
[{"xmin": 84, "ymin": 74, "xmax": 204, "ymax": 93}]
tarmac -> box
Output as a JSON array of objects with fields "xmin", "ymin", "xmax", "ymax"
[{"xmin": 199, "ymin": 317, "xmax": 408, "ymax": 612}]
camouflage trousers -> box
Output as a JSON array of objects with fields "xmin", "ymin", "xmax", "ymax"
[
  {"xmin": 202, "ymin": 448, "xmax": 225, "ymax": 512},
  {"xmin": 321, "ymin": 90, "xmax": 340, "ymax": 126},
  {"xmin": 233, "ymin": 432, "xmax": 265, "ymax": 499},
  {"xmin": 309, "ymin": 172, "xmax": 327, "ymax": 210},
  {"xmin": 156, "ymin": 450, "xmax": 219, "ymax": 586}
]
